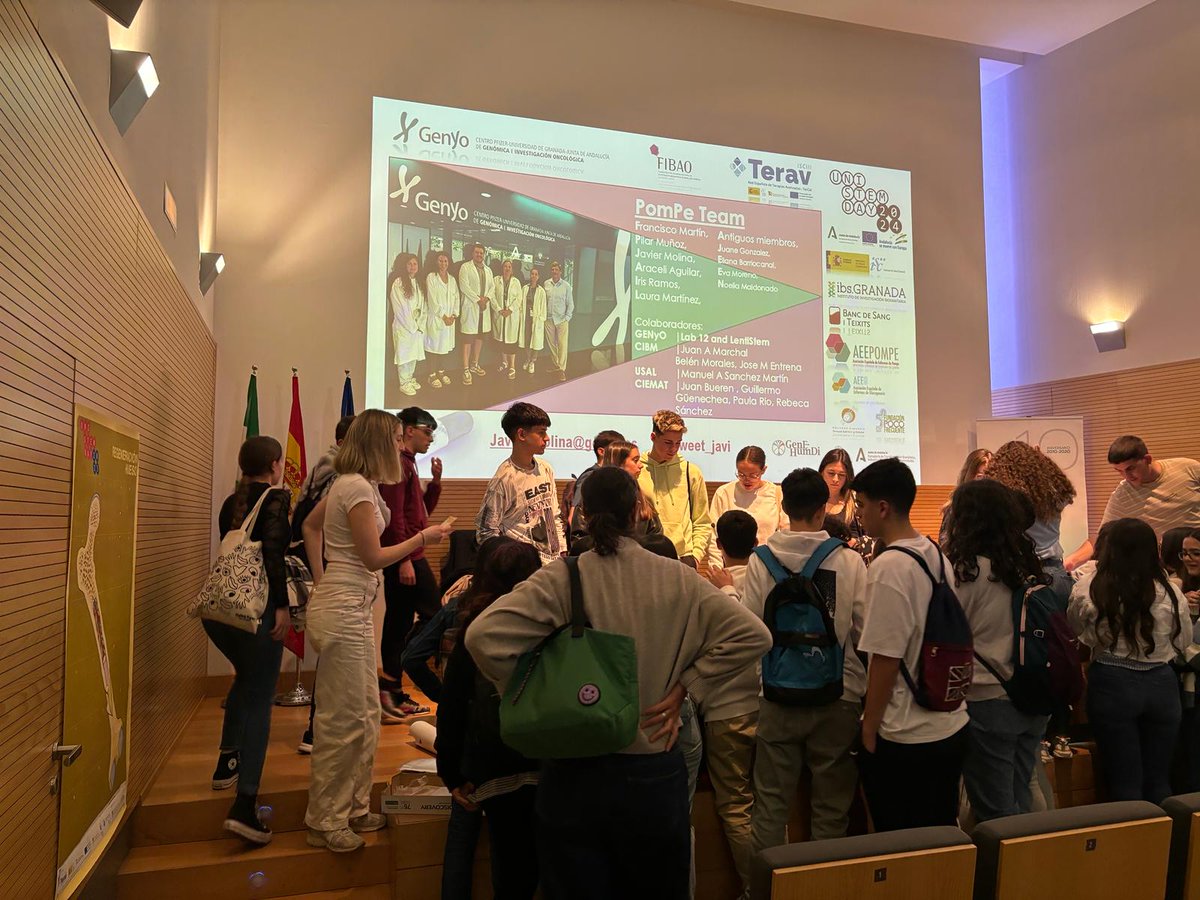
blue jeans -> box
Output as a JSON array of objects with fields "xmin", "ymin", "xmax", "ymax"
[
  {"xmin": 1087, "ymin": 662, "xmax": 1181, "ymax": 803},
  {"xmin": 537, "ymin": 750, "xmax": 690, "ymax": 900},
  {"xmin": 204, "ymin": 615, "xmax": 284, "ymax": 797},
  {"xmin": 441, "ymin": 801, "xmax": 482, "ymax": 900},
  {"xmin": 963, "ymin": 698, "xmax": 1049, "ymax": 821}
]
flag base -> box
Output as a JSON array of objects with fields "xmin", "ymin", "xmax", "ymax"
[{"xmin": 274, "ymin": 654, "xmax": 312, "ymax": 706}]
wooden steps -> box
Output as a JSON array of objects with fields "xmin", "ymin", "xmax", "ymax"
[
  {"xmin": 117, "ymin": 829, "xmax": 390, "ymax": 899},
  {"xmin": 275, "ymin": 888, "xmax": 392, "ymax": 900}
]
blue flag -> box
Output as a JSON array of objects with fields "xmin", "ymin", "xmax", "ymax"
[{"xmin": 340, "ymin": 372, "xmax": 355, "ymax": 418}]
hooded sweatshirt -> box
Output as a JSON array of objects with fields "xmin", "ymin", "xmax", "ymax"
[
  {"xmin": 740, "ymin": 529, "xmax": 869, "ymax": 703},
  {"xmin": 639, "ymin": 454, "xmax": 711, "ymax": 561}
]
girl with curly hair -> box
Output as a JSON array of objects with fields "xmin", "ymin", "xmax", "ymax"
[
  {"xmin": 945, "ymin": 479, "xmax": 1049, "ymax": 821},
  {"xmin": 986, "ymin": 441, "xmax": 1076, "ymax": 603}
]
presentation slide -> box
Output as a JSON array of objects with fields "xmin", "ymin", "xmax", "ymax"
[{"xmin": 368, "ymin": 97, "xmax": 918, "ymax": 480}]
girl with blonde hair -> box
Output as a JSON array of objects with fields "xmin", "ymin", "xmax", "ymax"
[{"xmin": 301, "ymin": 410, "xmax": 451, "ymax": 852}]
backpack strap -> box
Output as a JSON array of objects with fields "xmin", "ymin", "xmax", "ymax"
[
  {"xmin": 878, "ymin": 544, "xmax": 937, "ymax": 585},
  {"xmin": 753, "ymin": 545, "xmax": 790, "ymax": 583},
  {"xmin": 800, "ymin": 537, "xmax": 846, "ymax": 579},
  {"xmin": 564, "ymin": 556, "xmax": 586, "ymax": 638}
]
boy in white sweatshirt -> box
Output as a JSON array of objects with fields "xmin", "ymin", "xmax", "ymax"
[{"xmin": 742, "ymin": 467, "xmax": 868, "ymax": 849}]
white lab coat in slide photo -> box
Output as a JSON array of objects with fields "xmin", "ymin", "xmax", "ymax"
[
  {"xmin": 457, "ymin": 262, "xmax": 493, "ymax": 335},
  {"xmin": 424, "ymin": 272, "xmax": 460, "ymax": 355},
  {"xmin": 390, "ymin": 279, "xmax": 426, "ymax": 365},
  {"xmin": 491, "ymin": 275, "xmax": 524, "ymax": 345}
]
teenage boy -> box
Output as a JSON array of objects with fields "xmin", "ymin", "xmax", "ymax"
[
  {"xmin": 699, "ymin": 509, "xmax": 761, "ymax": 894},
  {"xmin": 566, "ymin": 429, "xmax": 626, "ymax": 540},
  {"xmin": 378, "ymin": 407, "xmax": 444, "ymax": 719},
  {"xmin": 477, "ymin": 402, "xmax": 565, "ymax": 565},
  {"xmin": 1066, "ymin": 435, "xmax": 1200, "ymax": 569},
  {"xmin": 639, "ymin": 409, "xmax": 710, "ymax": 568},
  {"xmin": 740, "ymin": 469, "xmax": 867, "ymax": 856},
  {"xmin": 854, "ymin": 457, "xmax": 969, "ymax": 831}
]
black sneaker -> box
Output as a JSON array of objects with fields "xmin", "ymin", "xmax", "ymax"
[
  {"xmin": 212, "ymin": 750, "xmax": 239, "ymax": 790},
  {"xmin": 223, "ymin": 795, "xmax": 272, "ymax": 845},
  {"xmin": 298, "ymin": 729, "xmax": 313, "ymax": 755}
]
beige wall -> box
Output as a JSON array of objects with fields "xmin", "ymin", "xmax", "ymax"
[
  {"xmin": 985, "ymin": 0, "xmax": 1200, "ymax": 388},
  {"xmin": 28, "ymin": 0, "xmax": 221, "ymax": 329},
  {"xmin": 212, "ymin": 0, "xmax": 995, "ymax": 500}
]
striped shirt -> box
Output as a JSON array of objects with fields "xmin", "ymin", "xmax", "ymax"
[{"xmin": 1100, "ymin": 458, "xmax": 1200, "ymax": 537}]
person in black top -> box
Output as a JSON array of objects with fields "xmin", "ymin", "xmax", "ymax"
[
  {"xmin": 436, "ymin": 540, "xmax": 543, "ymax": 898},
  {"xmin": 210, "ymin": 436, "xmax": 292, "ymax": 844}
]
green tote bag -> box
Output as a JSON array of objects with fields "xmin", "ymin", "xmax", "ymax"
[{"xmin": 500, "ymin": 556, "xmax": 639, "ymax": 759}]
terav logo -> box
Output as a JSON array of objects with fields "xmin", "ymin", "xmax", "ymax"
[
  {"xmin": 390, "ymin": 165, "xmax": 421, "ymax": 204},
  {"xmin": 746, "ymin": 158, "xmax": 811, "ymax": 185},
  {"xmin": 393, "ymin": 111, "xmax": 420, "ymax": 143}
]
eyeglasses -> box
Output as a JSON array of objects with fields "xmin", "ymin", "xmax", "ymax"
[
  {"xmin": 1181, "ymin": 549, "xmax": 1200, "ymax": 560},
  {"xmin": 736, "ymin": 471, "xmax": 763, "ymax": 481},
  {"xmin": 411, "ymin": 425, "xmax": 435, "ymax": 437}
]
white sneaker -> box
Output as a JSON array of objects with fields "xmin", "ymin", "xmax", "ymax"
[
  {"xmin": 529, "ymin": 361, "xmax": 536, "ymax": 374},
  {"xmin": 349, "ymin": 812, "xmax": 387, "ymax": 833},
  {"xmin": 307, "ymin": 827, "xmax": 365, "ymax": 853},
  {"xmin": 399, "ymin": 380, "xmax": 417, "ymax": 396}
]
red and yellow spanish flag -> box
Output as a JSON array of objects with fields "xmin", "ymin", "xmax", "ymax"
[{"xmin": 284, "ymin": 369, "xmax": 307, "ymax": 507}]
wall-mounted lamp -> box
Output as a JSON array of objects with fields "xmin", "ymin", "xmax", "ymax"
[
  {"xmin": 109, "ymin": 50, "xmax": 159, "ymax": 134},
  {"xmin": 1090, "ymin": 320, "xmax": 1126, "ymax": 352},
  {"xmin": 90, "ymin": 0, "xmax": 144, "ymax": 27},
  {"xmin": 199, "ymin": 253, "xmax": 225, "ymax": 294}
]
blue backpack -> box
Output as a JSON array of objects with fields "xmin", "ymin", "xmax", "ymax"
[{"xmin": 755, "ymin": 537, "xmax": 847, "ymax": 706}]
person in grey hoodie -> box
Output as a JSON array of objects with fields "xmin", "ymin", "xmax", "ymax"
[{"xmin": 466, "ymin": 466, "xmax": 771, "ymax": 900}]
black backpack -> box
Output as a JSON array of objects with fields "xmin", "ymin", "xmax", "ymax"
[{"xmin": 879, "ymin": 539, "xmax": 973, "ymax": 712}]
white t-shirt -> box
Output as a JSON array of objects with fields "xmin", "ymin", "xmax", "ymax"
[
  {"xmin": 705, "ymin": 480, "xmax": 789, "ymax": 567},
  {"xmin": 955, "ymin": 557, "xmax": 1015, "ymax": 702},
  {"xmin": 322, "ymin": 473, "xmax": 389, "ymax": 589},
  {"xmin": 1101, "ymin": 458, "xmax": 1200, "ymax": 537},
  {"xmin": 859, "ymin": 535, "xmax": 969, "ymax": 744}
]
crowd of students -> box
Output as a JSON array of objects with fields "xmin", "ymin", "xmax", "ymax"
[{"xmin": 206, "ymin": 403, "xmax": 1200, "ymax": 899}]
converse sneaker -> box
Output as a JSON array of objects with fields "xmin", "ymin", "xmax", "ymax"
[
  {"xmin": 1052, "ymin": 736, "xmax": 1074, "ymax": 759},
  {"xmin": 297, "ymin": 729, "xmax": 313, "ymax": 755},
  {"xmin": 349, "ymin": 812, "xmax": 387, "ymax": 833},
  {"xmin": 307, "ymin": 827, "xmax": 365, "ymax": 853},
  {"xmin": 212, "ymin": 750, "xmax": 239, "ymax": 790},
  {"xmin": 462, "ymin": 368, "xmax": 473, "ymax": 385},
  {"xmin": 223, "ymin": 795, "xmax": 272, "ymax": 845}
]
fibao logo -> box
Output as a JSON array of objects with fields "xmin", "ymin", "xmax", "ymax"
[
  {"xmin": 772, "ymin": 439, "xmax": 821, "ymax": 458},
  {"xmin": 390, "ymin": 164, "xmax": 469, "ymax": 222},
  {"xmin": 393, "ymin": 110, "xmax": 470, "ymax": 151},
  {"xmin": 650, "ymin": 144, "xmax": 694, "ymax": 176}
]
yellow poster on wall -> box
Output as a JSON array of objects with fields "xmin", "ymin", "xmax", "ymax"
[{"xmin": 56, "ymin": 407, "xmax": 138, "ymax": 898}]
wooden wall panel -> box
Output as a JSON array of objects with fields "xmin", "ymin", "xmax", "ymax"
[
  {"xmin": 0, "ymin": 2, "xmax": 215, "ymax": 895},
  {"xmin": 993, "ymin": 357, "xmax": 1200, "ymax": 540}
]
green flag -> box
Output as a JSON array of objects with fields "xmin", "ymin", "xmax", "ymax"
[{"xmin": 243, "ymin": 369, "xmax": 259, "ymax": 439}]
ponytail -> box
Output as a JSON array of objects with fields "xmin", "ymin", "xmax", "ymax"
[
  {"xmin": 231, "ymin": 435, "xmax": 283, "ymax": 528},
  {"xmin": 580, "ymin": 467, "xmax": 639, "ymax": 557}
]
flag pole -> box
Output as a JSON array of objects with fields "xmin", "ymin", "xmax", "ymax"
[{"xmin": 275, "ymin": 650, "xmax": 312, "ymax": 706}]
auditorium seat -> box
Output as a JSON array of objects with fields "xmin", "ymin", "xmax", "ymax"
[
  {"xmin": 1162, "ymin": 792, "xmax": 1200, "ymax": 900},
  {"xmin": 749, "ymin": 826, "xmax": 974, "ymax": 900},
  {"xmin": 971, "ymin": 801, "xmax": 1170, "ymax": 900}
]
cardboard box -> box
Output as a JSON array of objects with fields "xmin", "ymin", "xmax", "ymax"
[{"xmin": 382, "ymin": 771, "xmax": 452, "ymax": 816}]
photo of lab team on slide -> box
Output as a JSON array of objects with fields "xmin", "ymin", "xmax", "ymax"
[{"xmin": 383, "ymin": 158, "xmax": 630, "ymax": 410}]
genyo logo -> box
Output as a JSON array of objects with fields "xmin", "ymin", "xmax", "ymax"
[
  {"xmin": 730, "ymin": 156, "xmax": 747, "ymax": 177},
  {"xmin": 577, "ymin": 684, "xmax": 601, "ymax": 706},
  {"xmin": 841, "ymin": 407, "xmax": 856, "ymax": 424},
  {"xmin": 651, "ymin": 144, "xmax": 693, "ymax": 175},
  {"xmin": 876, "ymin": 409, "xmax": 906, "ymax": 434},
  {"xmin": 393, "ymin": 111, "xmax": 419, "ymax": 143},
  {"xmin": 772, "ymin": 439, "xmax": 821, "ymax": 458},
  {"xmin": 390, "ymin": 164, "xmax": 421, "ymax": 204}
]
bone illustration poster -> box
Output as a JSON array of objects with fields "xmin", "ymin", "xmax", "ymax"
[{"xmin": 57, "ymin": 408, "xmax": 138, "ymax": 898}]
